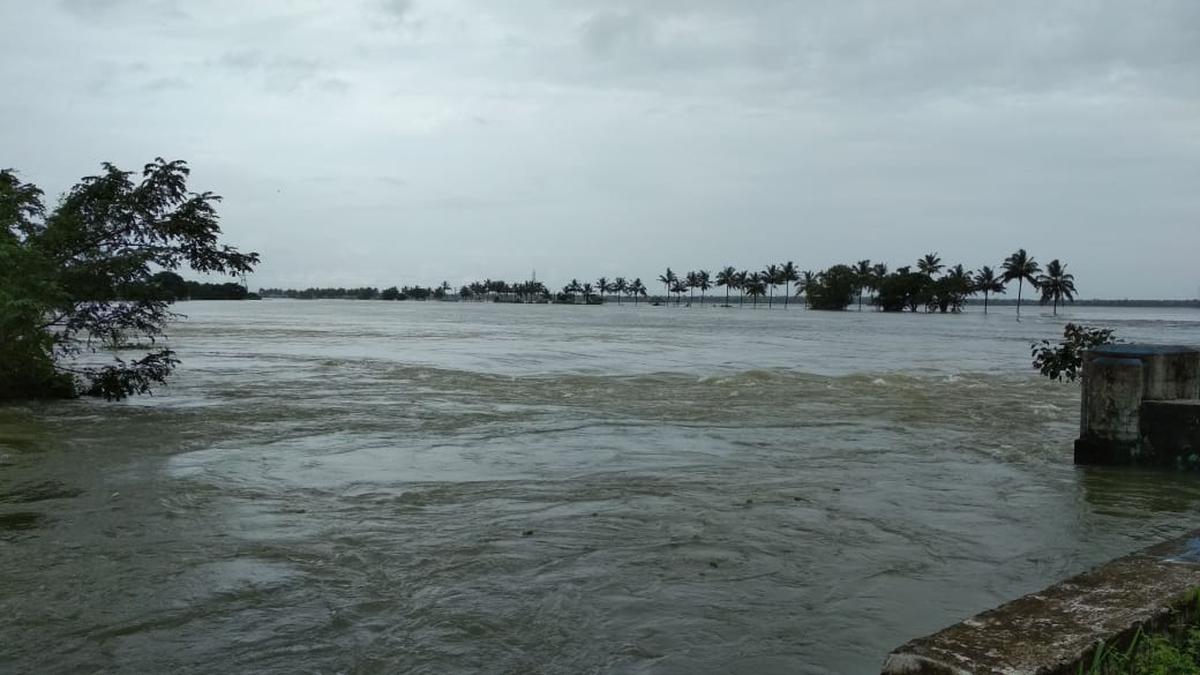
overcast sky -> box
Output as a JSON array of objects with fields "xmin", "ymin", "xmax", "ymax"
[{"xmin": 2, "ymin": 1, "xmax": 1198, "ymax": 297}]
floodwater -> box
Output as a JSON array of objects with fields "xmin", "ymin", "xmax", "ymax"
[{"xmin": 2, "ymin": 300, "xmax": 1200, "ymax": 674}]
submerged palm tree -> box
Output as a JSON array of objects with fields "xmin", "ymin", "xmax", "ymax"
[
  {"xmin": 658, "ymin": 268, "xmax": 677, "ymax": 305},
  {"xmin": 613, "ymin": 277, "xmax": 627, "ymax": 305},
  {"xmin": 972, "ymin": 266, "xmax": 1005, "ymax": 314},
  {"xmin": 870, "ymin": 263, "xmax": 888, "ymax": 310},
  {"xmin": 918, "ymin": 252, "xmax": 944, "ymax": 276},
  {"xmin": 630, "ymin": 278, "xmax": 647, "ymax": 304},
  {"xmin": 796, "ymin": 270, "xmax": 816, "ymax": 308},
  {"xmin": 745, "ymin": 272, "xmax": 766, "ymax": 308},
  {"xmin": 716, "ymin": 266, "xmax": 737, "ymax": 306},
  {"xmin": 697, "ymin": 270, "xmax": 711, "ymax": 306},
  {"xmin": 763, "ymin": 264, "xmax": 781, "ymax": 309},
  {"xmin": 736, "ymin": 270, "xmax": 750, "ymax": 308},
  {"xmin": 596, "ymin": 277, "xmax": 610, "ymax": 303},
  {"xmin": 1037, "ymin": 259, "xmax": 1076, "ymax": 315},
  {"xmin": 670, "ymin": 278, "xmax": 688, "ymax": 305},
  {"xmin": 566, "ymin": 278, "xmax": 582, "ymax": 299},
  {"xmin": 854, "ymin": 259, "xmax": 872, "ymax": 311},
  {"xmin": 1002, "ymin": 249, "xmax": 1041, "ymax": 321},
  {"xmin": 781, "ymin": 261, "xmax": 799, "ymax": 309},
  {"xmin": 685, "ymin": 271, "xmax": 699, "ymax": 305},
  {"xmin": 582, "ymin": 282, "xmax": 595, "ymax": 303}
]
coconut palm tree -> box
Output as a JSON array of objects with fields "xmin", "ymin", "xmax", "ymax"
[
  {"xmin": 630, "ymin": 278, "xmax": 647, "ymax": 304},
  {"xmin": 763, "ymin": 264, "xmax": 781, "ymax": 309},
  {"xmin": 1002, "ymin": 249, "xmax": 1041, "ymax": 321},
  {"xmin": 696, "ymin": 270, "xmax": 711, "ymax": 306},
  {"xmin": 566, "ymin": 279, "xmax": 582, "ymax": 299},
  {"xmin": 736, "ymin": 270, "xmax": 749, "ymax": 308},
  {"xmin": 596, "ymin": 277, "xmax": 610, "ymax": 303},
  {"xmin": 781, "ymin": 261, "xmax": 800, "ymax": 309},
  {"xmin": 582, "ymin": 283, "xmax": 595, "ymax": 304},
  {"xmin": 870, "ymin": 263, "xmax": 888, "ymax": 310},
  {"xmin": 1037, "ymin": 259, "xmax": 1076, "ymax": 316},
  {"xmin": 685, "ymin": 271, "xmax": 699, "ymax": 305},
  {"xmin": 918, "ymin": 252, "xmax": 944, "ymax": 276},
  {"xmin": 612, "ymin": 277, "xmax": 627, "ymax": 305},
  {"xmin": 796, "ymin": 270, "xmax": 816, "ymax": 308},
  {"xmin": 657, "ymin": 268, "xmax": 676, "ymax": 305},
  {"xmin": 854, "ymin": 259, "xmax": 872, "ymax": 311},
  {"xmin": 745, "ymin": 272, "xmax": 766, "ymax": 308},
  {"xmin": 972, "ymin": 266, "xmax": 1005, "ymax": 314},
  {"xmin": 716, "ymin": 266, "xmax": 737, "ymax": 306},
  {"xmin": 670, "ymin": 278, "xmax": 688, "ymax": 305}
]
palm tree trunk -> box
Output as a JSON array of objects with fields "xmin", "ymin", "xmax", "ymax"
[
  {"xmin": 784, "ymin": 282, "xmax": 790, "ymax": 308},
  {"xmin": 1016, "ymin": 279, "xmax": 1023, "ymax": 321},
  {"xmin": 858, "ymin": 291, "xmax": 863, "ymax": 312},
  {"xmin": 739, "ymin": 291, "xmax": 744, "ymax": 308},
  {"xmin": 725, "ymin": 287, "xmax": 730, "ymax": 306},
  {"xmin": 983, "ymin": 291, "xmax": 989, "ymax": 314},
  {"xmin": 1054, "ymin": 295, "xmax": 1058, "ymax": 316},
  {"xmin": 768, "ymin": 288, "xmax": 773, "ymax": 309}
]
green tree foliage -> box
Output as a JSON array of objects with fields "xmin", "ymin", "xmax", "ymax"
[
  {"xmin": 972, "ymin": 266, "xmax": 1005, "ymax": 314},
  {"xmin": 1002, "ymin": 248, "xmax": 1041, "ymax": 320},
  {"xmin": 1037, "ymin": 259, "xmax": 1076, "ymax": 315},
  {"xmin": 0, "ymin": 159, "xmax": 258, "ymax": 401},
  {"xmin": 1031, "ymin": 323, "xmax": 1115, "ymax": 382},
  {"xmin": 806, "ymin": 264, "xmax": 858, "ymax": 310}
]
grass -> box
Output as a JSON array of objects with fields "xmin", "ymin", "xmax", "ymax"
[{"xmin": 1080, "ymin": 592, "xmax": 1200, "ymax": 674}]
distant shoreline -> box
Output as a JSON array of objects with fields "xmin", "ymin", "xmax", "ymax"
[{"xmin": 248, "ymin": 294, "xmax": 1200, "ymax": 309}]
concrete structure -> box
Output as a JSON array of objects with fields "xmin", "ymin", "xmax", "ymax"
[
  {"xmin": 1074, "ymin": 344, "xmax": 1200, "ymax": 466},
  {"xmin": 881, "ymin": 529, "xmax": 1200, "ymax": 674}
]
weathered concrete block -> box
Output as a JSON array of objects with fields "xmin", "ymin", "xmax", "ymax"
[
  {"xmin": 1076, "ymin": 345, "xmax": 1200, "ymax": 466},
  {"xmin": 1140, "ymin": 400, "xmax": 1200, "ymax": 468},
  {"xmin": 881, "ymin": 530, "xmax": 1200, "ymax": 675}
]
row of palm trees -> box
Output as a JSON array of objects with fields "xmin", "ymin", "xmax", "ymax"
[{"xmin": 564, "ymin": 249, "xmax": 1076, "ymax": 317}]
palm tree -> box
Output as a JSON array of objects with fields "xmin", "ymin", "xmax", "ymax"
[
  {"xmin": 596, "ymin": 277, "xmax": 610, "ymax": 303},
  {"xmin": 1037, "ymin": 259, "xmax": 1076, "ymax": 316},
  {"xmin": 918, "ymin": 252, "xmax": 944, "ymax": 276},
  {"xmin": 763, "ymin": 264, "xmax": 781, "ymax": 309},
  {"xmin": 735, "ymin": 270, "xmax": 749, "ymax": 308},
  {"xmin": 797, "ymin": 270, "xmax": 816, "ymax": 308},
  {"xmin": 566, "ymin": 279, "xmax": 582, "ymax": 300},
  {"xmin": 696, "ymin": 270, "xmax": 711, "ymax": 306},
  {"xmin": 870, "ymin": 263, "xmax": 888, "ymax": 310},
  {"xmin": 781, "ymin": 261, "xmax": 799, "ymax": 309},
  {"xmin": 854, "ymin": 259, "xmax": 872, "ymax": 311},
  {"xmin": 745, "ymin": 272, "xmax": 766, "ymax": 308},
  {"xmin": 629, "ymin": 278, "xmax": 647, "ymax": 304},
  {"xmin": 685, "ymin": 271, "xmax": 699, "ymax": 305},
  {"xmin": 670, "ymin": 278, "xmax": 688, "ymax": 305},
  {"xmin": 716, "ymin": 266, "xmax": 737, "ymax": 306},
  {"xmin": 582, "ymin": 283, "xmax": 595, "ymax": 303},
  {"xmin": 972, "ymin": 266, "xmax": 1005, "ymax": 314},
  {"xmin": 657, "ymin": 268, "xmax": 676, "ymax": 305},
  {"xmin": 1001, "ymin": 249, "xmax": 1041, "ymax": 321},
  {"xmin": 613, "ymin": 277, "xmax": 627, "ymax": 305}
]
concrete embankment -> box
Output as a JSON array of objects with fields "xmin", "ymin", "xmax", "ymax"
[{"xmin": 881, "ymin": 530, "xmax": 1200, "ymax": 674}]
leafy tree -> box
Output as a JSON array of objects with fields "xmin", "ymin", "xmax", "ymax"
[
  {"xmin": 1031, "ymin": 323, "xmax": 1115, "ymax": 382},
  {"xmin": 716, "ymin": 266, "xmax": 737, "ymax": 306},
  {"xmin": 381, "ymin": 286, "xmax": 402, "ymax": 300},
  {"xmin": 582, "ymin": 282, "xmax": 595, "ymax": 303},
  {"xmin": 874, "ymin": 267, "xmax": 932, "ymax": 312},
  {"xmin": 930, "ymin": 264, "xmax": 973, "ymax": 313},
  {"xmin": 807, "ymin": 264, "xmax": 857, "ymax": 310},
  {"xmin": 869, "ymin": 263, "xmax": 888, "ymax": 311},
  {"xmin": 1002, "ymin": 248, "xmax": 1041, "ymax": 321},
  {"xmin": 0, "ymin": 159, "xmax": 258, "ymax": 401},
  {"xmin": 972, "ymin": 266, "xmax": 1005, "ymax": 314},
  {"xmin": 1038, "ymin": 259, "xmax": 1076, "ymax": 315}
]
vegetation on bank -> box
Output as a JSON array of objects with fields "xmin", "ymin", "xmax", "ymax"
[
  {"xmin": 257, "ymin": 250, "xmax": 1082, "ymax": 314},
  {"xmin": 0, "ymin": 159, "xmax": 257, "ymax": 401},
  {"xmin": 1081, "ymin": 602, "xmax": 1200, "ymax": 674}
]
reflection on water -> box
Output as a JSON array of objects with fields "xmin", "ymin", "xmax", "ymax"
[{"xmin": 1, "ymin": 301, "xmax": 1199, "ymax": 673}]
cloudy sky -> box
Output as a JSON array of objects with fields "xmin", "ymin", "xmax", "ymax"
[{"xmin": 2, "ymin": 1, "xmax": 1198, "ymax": 297}]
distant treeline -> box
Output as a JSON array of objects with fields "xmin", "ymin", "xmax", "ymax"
[
  {"xmin": 258, "ymin": 284, "xmax": 452, "ymax": 301},
  {"xmin": 150, "ymin": 272, "xmax": 257, "ymax": 300},
  {"xmin": 986, "ymin": 298, "xmax": 1199, "ymax": 308}
]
